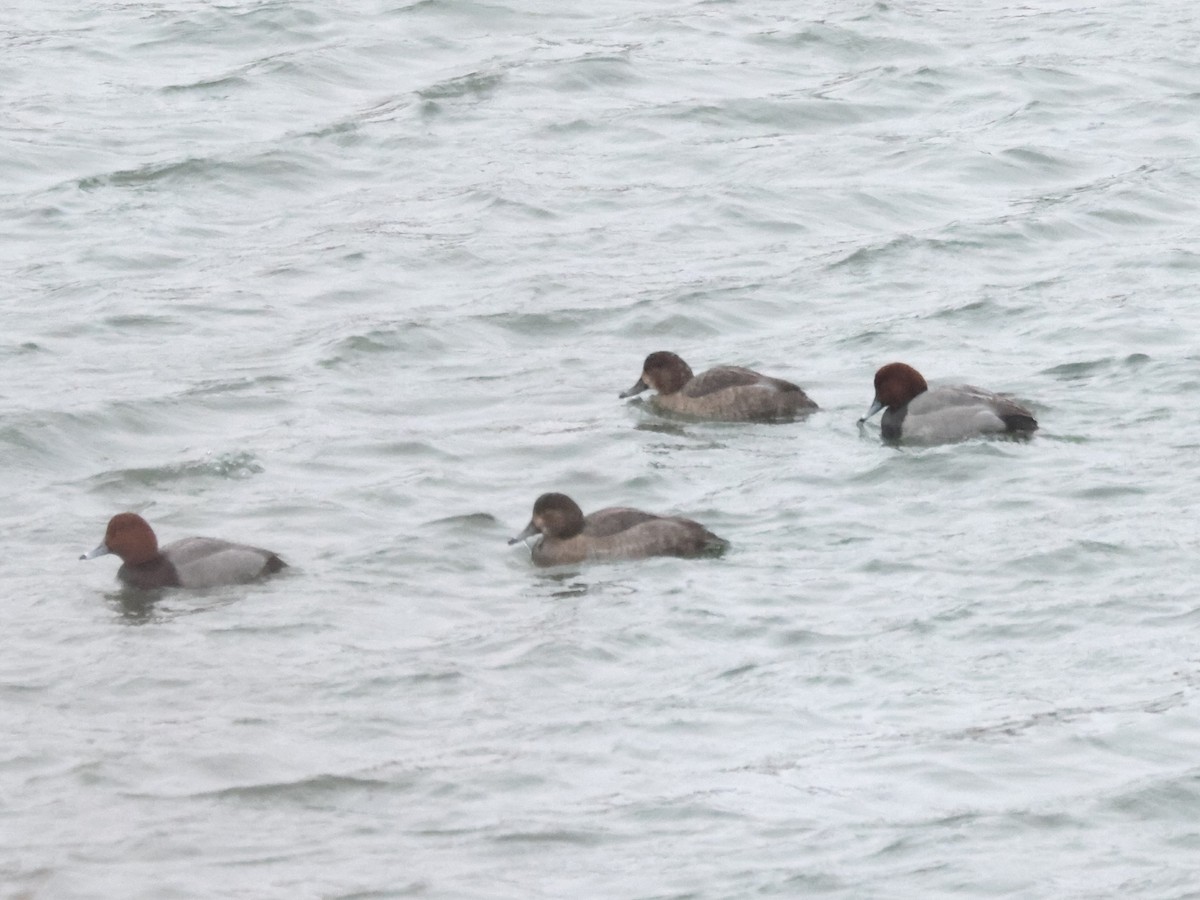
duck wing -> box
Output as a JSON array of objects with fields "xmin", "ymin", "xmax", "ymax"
[
  {"xmin": 582, "ymin": 507, "xmax": 660, "ymax": 538},
  {"xmin": 681, "ymin": 366, "xmax": 785, "ymax": 398},
  {"xmin": 162, "ymin": 537, "xmax": 285, "ymax": 586},
  {"xmin": 579, "ymin": 512, "xmax": 725, "ymax": 560},
  {"xmin": 908, "ymin": 385, "xmax": 1037, "ymax": 436}
]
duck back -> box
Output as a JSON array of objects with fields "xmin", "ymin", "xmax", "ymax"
[
  {"xmin": 885, "ymin": 384, "xmax": 1038, "ymax": 444},
  {"xmin": 531, "ymin": 507, "xmax": 727, "ymax": 566},
  {"xmin": 162, "ymin": 537, "xmax": 286, "ymax": 588},
  {"xmin": 655, "ymin": 366, "xmax": 816, "ymax": 422}
]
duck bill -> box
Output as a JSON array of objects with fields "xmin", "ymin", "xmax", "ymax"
[
  {"xmin": 857, "ymin": 397, "xmax": 884, "ymax": 425},
  {"xmin": 80, "ymin": 541, "xmax": 111, "ymax": 561},
  {"xmin": 618, "ymin": 377, "xmax": 648, "ymax": 399},
  {"xmin": 508, "ymin": 521, "xmax": 540, "ymax": 545}
]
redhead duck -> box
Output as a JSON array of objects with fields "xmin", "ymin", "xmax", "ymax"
[
  {"xmin": 81, "ymin": 512, "xmax": 286, "ymax": 589},
  {"xmin": 860, "ymin": 362, "xmax": 1038, "ymax": 444},
  {"xmin": 620, "ymin": 351, "xmax": 817, "ymax": 422},
  {"xmin": 509, "ymin": 492, "xmax": 728, "ymax": 567}
]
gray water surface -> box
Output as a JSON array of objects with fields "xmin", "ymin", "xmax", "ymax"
[{"xmin": 4, "ymin": 1, "xmax": 1200, "ymax": 897}]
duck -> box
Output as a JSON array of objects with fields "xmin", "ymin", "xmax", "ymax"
[
  {"xmin": 619, "ymin": 351, "xmax": 817, "ymax": 422},
  {"xmin": 859, "ymin": 362, "xmax": 1038, "ymax": 444},
  {"xmin": 81, "ymin": 512, "xmax": 286, "ymax": 589},
  {"xmin": 508, "ymin": 492, "xmax": 728, "ymax": 567}
]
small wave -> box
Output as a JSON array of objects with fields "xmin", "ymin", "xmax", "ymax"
[
  {"xmin": 160, "ymin": 73, "xmax": 249, "ymax": 94},
  {"xmin": 423, "ymin": 512, "xmax": 501, "ymax": 528},
  {"xmin": 86, "ymin": 450, "xmax": 264, "ymax": 490},
  {"xmin": 319, "ymin": 326, "xmax": 448, "ymax": 369},
  {"xmin": 491, "ymin": 829, "xmax": 605, "ymax": 846},
  {"xmin": 198, "ymin": 773, "xmax": 395, "ymax": 802},
  {"xmin": 958, "ymin": 689, "xmax": 1189, "ymax": 742},
  {"xmin": 0, "ymin": 341, "xmax": 44, "ymax": 358},
  {"xmin": 76, "ymin": 148, "xmax": 317, "ymax": 194},
  {"xmin": 418, "ymin": 70, "xmax": 505, "ymax": 103}
]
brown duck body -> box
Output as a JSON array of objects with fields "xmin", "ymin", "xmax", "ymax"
[
  {"xmin": 510, "ymin": 493, "xmax": 727, "ymax": 567},
  {"xmin": 621, "ymin": 352, "xmax": 817, "ymax": 422}
]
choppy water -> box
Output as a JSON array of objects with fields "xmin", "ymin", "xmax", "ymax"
[{"xmin": 4, "ymin": 1, "xmax": 1200, "ymax": 896}]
